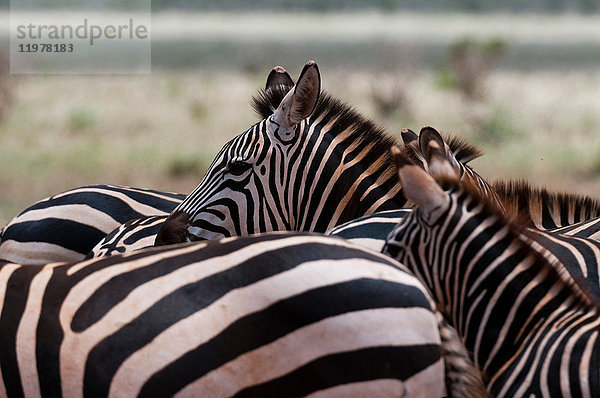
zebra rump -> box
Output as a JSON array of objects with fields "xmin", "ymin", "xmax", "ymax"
[{"xmin": 0, "ymin": 233, "xmax": 446, "ymax": 397}]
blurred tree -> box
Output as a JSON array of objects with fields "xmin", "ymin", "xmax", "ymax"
[{"xmin": 448, "ymin": 37, "xmax": 506, "ymax": 100}]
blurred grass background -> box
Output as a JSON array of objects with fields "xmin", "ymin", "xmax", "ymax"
[{"xmin": 1, "ymin": 10, "xmax": 600, "ymax": 225}]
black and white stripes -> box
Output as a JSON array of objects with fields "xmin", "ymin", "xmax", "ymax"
[
  {"xmin": 156, "ymin": 61, "xmax": 406, "ymax": 245},
  {"xmin": 0, "ymin": 185, "xmax": 184, "ymax": 264},
  {"xmin": 384, "ymin": 148, "xmax": 600, "ymax": 397},
  {"xmin": 0, "ymin": 233, "xmax": 446, "ymax": 397}
]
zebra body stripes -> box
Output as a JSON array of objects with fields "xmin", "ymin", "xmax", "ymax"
[
  {"xmin": 384, "ymin": 148, "xmax": 600, "ymax": 397},
  {"xmin": 87, "ymin": 215, "xmax": 168, "ymax": 258},
  {"xmin": 0, "ymin": 233, "xmax": 447, "ymax": 397},
  {"xmin": 0, "ymin": 185, "xmax": 184, "ymax": 265}
]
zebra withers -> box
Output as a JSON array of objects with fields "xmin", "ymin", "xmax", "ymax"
[
  {"xmin": 0, "ymin": 233, "xmax": 449, "ymax": 397},
  {"xmin": 327, "ymin": 126, "xmax": 497, "ymax": 252},
  {"xmin": 493, "ymin": 179, "xmax": 600, "ymax": 237},
  {"xmin": 0, "ymin": 185, "xmax": 184, "ymax": 265},
  {"xmin": 155, "ymin": 61, "xmax": 408, "ymax": 245},
  {"xmin": 383, "ymin": 147, "xmax": 600, "ymax": 397}
]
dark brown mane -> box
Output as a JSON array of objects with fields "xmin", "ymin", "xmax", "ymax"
[
  {"xmin": 400, "ymin": 133, "xmax": 484, "ymax": 167},
  {"xmin": 251, "ymin": 84, "xmax": 292, "ymax": 119},
  {"xmin": 437, "ymin": 176, "xmax": 599, "ymax": 310},
  {"xmin": 492, "ymin": 179, "xmax": 600, "ymax": 227},
  {"xmin": 443, "ymin": 135, "xmax": 484, "ymax": 164}
]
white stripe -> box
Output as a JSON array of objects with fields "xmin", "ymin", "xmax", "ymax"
[
  {"xmin": 579, "ymin": 330, "xmax": 599, "ymax": 398},
  {"xmin": 344, "ymin": 237, "xmax": 386, "ymax": 252},
  {"xmin": 0, "ymin": 240, "xmax": 84, "ymax": 265},
  {"xmin": 107, "ymin": 256, "xmax": 430, "ymax": 397},
  {"xmin": 558, "ymin": 315, "xmax": 599, "ymax": 398},
  {"xmin": 175, "ymin": 308, "xmax": 440, "ymax": 397},
  {"xmin": 5, "ymin": 204, "xmax": 121, "ymax": 232},
  {"xmin": 16, "ymin": 263, "xmax": 62, "ymax": 398}
]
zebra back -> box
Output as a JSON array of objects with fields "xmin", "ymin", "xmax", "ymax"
[
  {"xmin": 0, "ymin": 185, "xmax": 184, "ymax": 265},
  {"xmin": 0, "ymin": 233, "xmax": 450, "ymax": 397}
]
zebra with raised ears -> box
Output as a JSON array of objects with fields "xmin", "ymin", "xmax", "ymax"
[
  {"xmin": 383, "ymin": 144, "xmax": 600, "ymax": 397},
  {"xmin": 0, "ymin": 185, "xmax": 184, "ymax": 265},
  {"xmin": 327, "ymin": 126, "xmax": 500, "ymax": 252},
  {"xmin": 0, "ymin": 232, "xmax": 489, "ymax": 397},
  {"xmin": 155, "ymin": 61, "xmax": 407, "ymax": 245}
]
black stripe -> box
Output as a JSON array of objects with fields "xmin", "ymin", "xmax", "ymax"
[
  {"xmin": 234, "ymin": 345, "xmax": 441, "ymax": 397},
  {"xmin": 331, "ymin": 221, "xmax": 399, "ymax": 240},
  {"xmin": 136, "ymin": 278, "xmax": 433, "ymax": 397},
  {"xmin": 0, "ymin": 265, "xmax": 42, "ymax": 398},
  {"xmin": 36, "ymin": 264, "xmax": 92, "ymax": 397},
  {"xmin": 3, "ymin": 219, "xmax": 106, "ymax": 255}
]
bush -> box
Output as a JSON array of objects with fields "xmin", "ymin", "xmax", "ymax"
[
  {"xmin": 448, "ymin": 37, "xmax": 507, "ymax": 100},
  {"xmin": 69, "ymin": 108, "xmax": 96, "ymax": 133}
]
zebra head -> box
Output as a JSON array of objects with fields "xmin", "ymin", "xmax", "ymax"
[
  {"xmin": 383, "ymin": 144, "xmax": 477, "ymax": 316},
  {"xmin": 156, "ymin": 61, "xmax": 404, "ymax": 245},
  {"xmin": 402, "ymin": 126, "xmax": 506, "ymax": 215}
]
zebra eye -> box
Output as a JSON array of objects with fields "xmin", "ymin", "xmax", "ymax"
[{"xmin": 227, "ymin": 161, "xmax": 252, "ymax": 176}]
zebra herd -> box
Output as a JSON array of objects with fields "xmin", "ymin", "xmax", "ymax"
[{"xmin": 0, "ymin": 60, "xmax": 598, "ymax": 397}]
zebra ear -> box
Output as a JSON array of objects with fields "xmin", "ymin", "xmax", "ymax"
[
  {"xmin": 289, "ymin": 60, "xmax": 321, "ymax": 124},
  {"xmin": 265, "ymin": 66, "xmax": 294, "ymax": 94},
  {"xmin": 420, "ymin": 126, "xmax": 461, "ymax": 174},
  {"xmin": 400, "ymin": 128, "xmax": 424, "ymax": 167},
  {"xmin": 425, "ymin": 140, "xmax": 459, "ymax": 182},
  {"xmin": 394, "ymin": 148, "xmax": 449, "ymax": 224},
  {"xmin": 272, "ymin": 61, "xmax": 321, "ymax": 128}
]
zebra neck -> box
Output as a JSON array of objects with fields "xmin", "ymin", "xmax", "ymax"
[
  {"xmin": 288, "ymin": 123, "xmax": 406, "ymax": 232},
  {"xmin": 446, "ymin": 213, "xmax": 588, "ymax": 379}
]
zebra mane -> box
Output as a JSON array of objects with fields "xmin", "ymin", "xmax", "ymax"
[
  {"xmin": 251, "ymin": 84, "xmax": 291, "ymax": 119},
  {"xmin": 492, "ymin": 179, "xmax": 600, "ymax": 226},
  {"xmin": 438, "ymin": 176, "xmax": 599, "ymax": 310},
  {"xmin": 400, "ymin": 133, "xmax": 484, "ymax": 167},
  {"xmin": 443, "ymin": 135, "xmax": 484, "ymax": 164}
]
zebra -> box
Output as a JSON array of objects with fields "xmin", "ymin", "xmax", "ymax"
[
  {"xmin": 0, "ymin": 232, "xmax": 490, "ymax": 397},
  {"xmin": 383, "ymin": 145, "xmax": 600, "ymax": 397},
  {"xmin": 86, "ymin": 124, "xmax": 491, "ymax": 257},
  {"xmin": 0, "ymin": 185, "xmax": 184, "ymax": 265},
  {"xmin": 86, "ymin": 215, "xmax": 168, "ymax": 259},
  {"xmin": 154, "ymin": 60, "xmax": 409, "ymax": 245}
]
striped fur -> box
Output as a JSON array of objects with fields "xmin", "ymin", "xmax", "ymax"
[
  {"xmin": 0, "ymin": 185, "xmax": 184, "ymax": 265},
  {"xmin": 86, "ymin": 215, "xmax": 168, "ymax": 259},
  {"xmin": 384, "ymin": 156, "xmax": 600, "ymax": 397},
  {"xmin": 494, "ymin": 179, "xmax": 600, "ymax": 236},
  {"xmin": 156, "ymin": 62, "xmax": 406, "ymax": 245},
  {"xmin": 88, "ymin": 126, "xmax": 489, "ymax": 257},
  {"xmin": 0, "ymin": 233, "xmax": 447, "ymax": 397}
]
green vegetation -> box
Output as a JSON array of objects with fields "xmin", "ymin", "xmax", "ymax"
[{"xmin": 69, "ymin": 108, "xmax": 96, "ymax": 133}]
